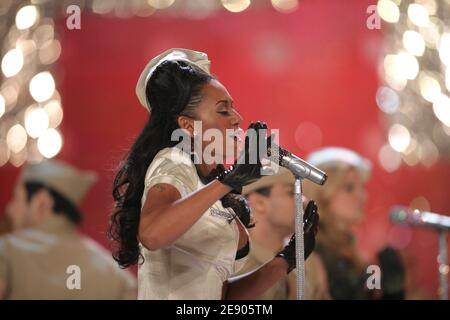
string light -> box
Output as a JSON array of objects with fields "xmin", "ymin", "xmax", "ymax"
[
  {"xmin": 377, "ymin": 0, "xmax": 400, "ymax": 24},
  {"xmin": 407, "ymin": 3, "xmax": 429, "ymax": 28},
  {"xmin": 0, "ymin": 94, "xmax": 5, "ymax": 118},
  {"xmin": 221, "ymin": 0, "xmax": 251, "ymax": 13},
  {"xmin": 29, "ymin": 71, "xmax": 56, "ymax": 103},
  {"xmin": 147, "ymin": 0, "xmax": 176, "ymax": 10},
  {"xmin": 419, "ymin": 72, "xmax": 441, "ymax": 103},
  {"xmin": 6, "ymin": 124, "xmax": 27, "ymax": 153},
  {"xmin": 438, "ymin": 33, "xmax": 450, "ymax": 67},
  {"xmin": 377, "ymin": 0, "xmax": 450, "ymax": 168},
  {"xmin": 37, "ymin": 128, "xmax": 62, "ymax": 159},
  {"xmin": 271, "ymin": 0, "xmax": 298, "ymax": 14},
  {"xmin": 388, "ymin": 124, "xmax": 411, "ymax": 152},
  {"xmin": 0, "ymin": 1, "xmax": 62, "ymax": 166},
  {"xmin": 24, "ymin": 106, "xmax": 49, "ymax": 138},
  {"xmin": 15, "ymin": 5, "xmax": 39, "ymax": 30},
  {"xmin": 402, "ymin": 30, "xmax": 425, "ymax": 56},
  {"xmin": 1, "ymin": 48, "xmax": 24, "ymax": 77}
]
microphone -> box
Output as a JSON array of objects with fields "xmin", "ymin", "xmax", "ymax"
[
  {"xmin": 390, "ymin": 206, "xmax": 450, "ymax": 231},
  {"xmin": 267, "ymin": 142, "xmax": 327, "ymax": 185}
]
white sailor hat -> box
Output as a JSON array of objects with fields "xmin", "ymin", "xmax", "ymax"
[
  {"xmin": 135, "ymin": 48, "xmax": 211, "ymax": 111},
  {"xmin": 306, "ymin": 147, "xmax": 372, "ymax": 181}
]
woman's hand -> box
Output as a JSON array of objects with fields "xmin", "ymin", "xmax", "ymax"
[
  {"xmin": 216, "ymin": 121, "xmax": 270, "ymax": 193},
  {"xmin": 275, "ymin": 200, "xmax": 319, "ymax": 273},
  {"xmin": 224, "ymin": 201, "xmax": 319, "ymax": 299},
  {"xmin": 377, "ymin": 246, "xmax": 406, "ymax": 299},
  {"xmin": 220, "ymin": 192, "xmax": 255, "ymax": 228}
]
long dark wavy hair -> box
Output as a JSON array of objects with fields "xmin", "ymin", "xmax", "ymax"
[{"xmin": 108, "ymin": 60, "xmax": 214, "ymax": 268}]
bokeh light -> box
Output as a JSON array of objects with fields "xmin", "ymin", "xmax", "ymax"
[
  {"xmin": 378, "ymin": 143, "xmax": 402, "ymax": 172},
  {"xmin": 271, "ymin": 0, "xmax": 298, "ymax": 13},
  {"xmin": 1, "ymin": 48, "xmax": 24, "ymax": 78},
  {"xmin": 388, "ymin": 124, "xmax": 411, "ymax": 152},
  {"xmin": 376, "ymin": 86, "xmax": 400, "ymax": 114},
  {"xmin": 37, "ymin": 128, "xmax": 62, "ymax": 158},
  {"xmin": 377, "ymin": 0, "xmax": 400, "ymax": 24},
  {"xmin": 24, "ymin": 106, "xmax": 49, "ymax": 138},
  {"xmin": 15, "ymin": 5, "xmax": 39, "ymax": 30},
  {"xmin": 6, "ymin": 124, "xmax": 27, "ymax": 153},
  {"xmin": 29, "ymin": 71, "xmax": 55, "ymax": 102},
  {"xmin": 419, "ymin": 72, "xmax": 441, "ymax": 103},
  {"xmin": 147, "ymin": 0, "xmax": 176, "ymax": 10},
  {"xmin": 403, "ymin": 30, "xmax": 425, "ymax": 56},
  {"xmin": 221, "ymin": 0, "xmax": 251, "ymax": 13},
  {"xmin": 407, "ymin": 3, "xmax": 429, "ymax": 28}
]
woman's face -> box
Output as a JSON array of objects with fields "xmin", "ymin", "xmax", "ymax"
[
  {"xmin": 328, "ymin": 168, "xmax": 367, "ymax": 227},
  {"xmin": 193, "ymin": 79, "xmax": 243, "ymax": 163}
]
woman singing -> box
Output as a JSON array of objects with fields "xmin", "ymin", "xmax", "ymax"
[
  {"xmin": 108, "ymin": 48, "xmax": 319, "ymax": 300},
  {"xmin": 303, "ymin": 147, "xmax": 406, "ymax": 299}
]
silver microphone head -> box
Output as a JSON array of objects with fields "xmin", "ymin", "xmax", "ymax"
[
  {"xmin": 390, "ymin": 206, "xmax": 450, "ymax": 231},
  {"xmin": 267, "ymin": 143, "xmax": 327, "ymax": 185}
]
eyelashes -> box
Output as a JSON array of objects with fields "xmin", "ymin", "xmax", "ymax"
[{"xmin": 217, "ymin": 104, "xmax": 240, "ymax": 118}]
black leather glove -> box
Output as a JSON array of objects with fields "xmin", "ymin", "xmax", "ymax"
[
  {"xmin": 275, "ymin": 200, "xmax": 319, "ymax": 274},
  {"xmin": 200, "ymin": 164, "xmax": 254, "ymax": 228},
  {"xmin": 378, "ymin": 246, "xmax": 406, "ymax": 299},
  {"xmin": 216, "ymin": 121, "xmax": 270, "ymax": 194},
  {"xmin": 220, "ymin": 192, "xmax": 255, "ymax": 228}
]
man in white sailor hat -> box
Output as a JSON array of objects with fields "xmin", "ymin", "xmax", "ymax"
[{"xmin": 235, "ymin": 167, "xmax": 330, "ymax": 300}]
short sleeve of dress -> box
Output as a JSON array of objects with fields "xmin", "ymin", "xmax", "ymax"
[{"xmin": 142, "ymin": 147, "xmax": 198, "ymax": 205}]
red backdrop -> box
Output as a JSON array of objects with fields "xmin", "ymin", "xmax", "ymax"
[{"xmin": 1, "ymin": 0, "xmax": 449, "ymax": 298}]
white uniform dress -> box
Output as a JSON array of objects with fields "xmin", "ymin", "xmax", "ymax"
[{"xmin": 138, "ymin": 146, "xmax": 250, "ymax": 300}]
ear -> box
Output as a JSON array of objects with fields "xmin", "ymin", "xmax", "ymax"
[
  {"xmin": 29, "ymin": 189, "xmax": 54, "ymax": 223},
  {"xmin": 177, "ymin": 115, "xmax": 195, "ymax": 137},
  {"xmin": 247, "ymin": 193, "xmax": 270, "ymax": 215}
]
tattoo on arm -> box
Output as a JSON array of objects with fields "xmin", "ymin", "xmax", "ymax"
[{"xmin": 155, "ymin": 185, "xmax": 166, "ymax": 193}]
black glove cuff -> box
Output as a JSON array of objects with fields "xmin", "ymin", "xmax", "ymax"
[{"xmin": 216, "ymin": 167, "xmax": 242, "ymax": 194}]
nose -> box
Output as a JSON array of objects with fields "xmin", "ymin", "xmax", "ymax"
[
  {"xmin": 231, "ymin": 108, "xmax": 243, "ymax": 128},
  {"xmin": 362, "ymin": 188, "xmax": 367, "ymax": 203},
  {"xmin": 357, "ymin": 187, "xmax": 367, "ymax": 205}
]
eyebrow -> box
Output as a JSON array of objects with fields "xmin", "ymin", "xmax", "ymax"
[{"xmin": 215, "ymin": 99, "xmax": 233, "ymax": 106}]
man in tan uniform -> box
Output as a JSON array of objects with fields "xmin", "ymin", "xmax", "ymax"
[
  {"xmin": 238, "ymin": 167, "xmax": 330, "ymax": 300},
  {"xmin": 0, "ymin": 160, "xmax": 136, "ymax": 299}
]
